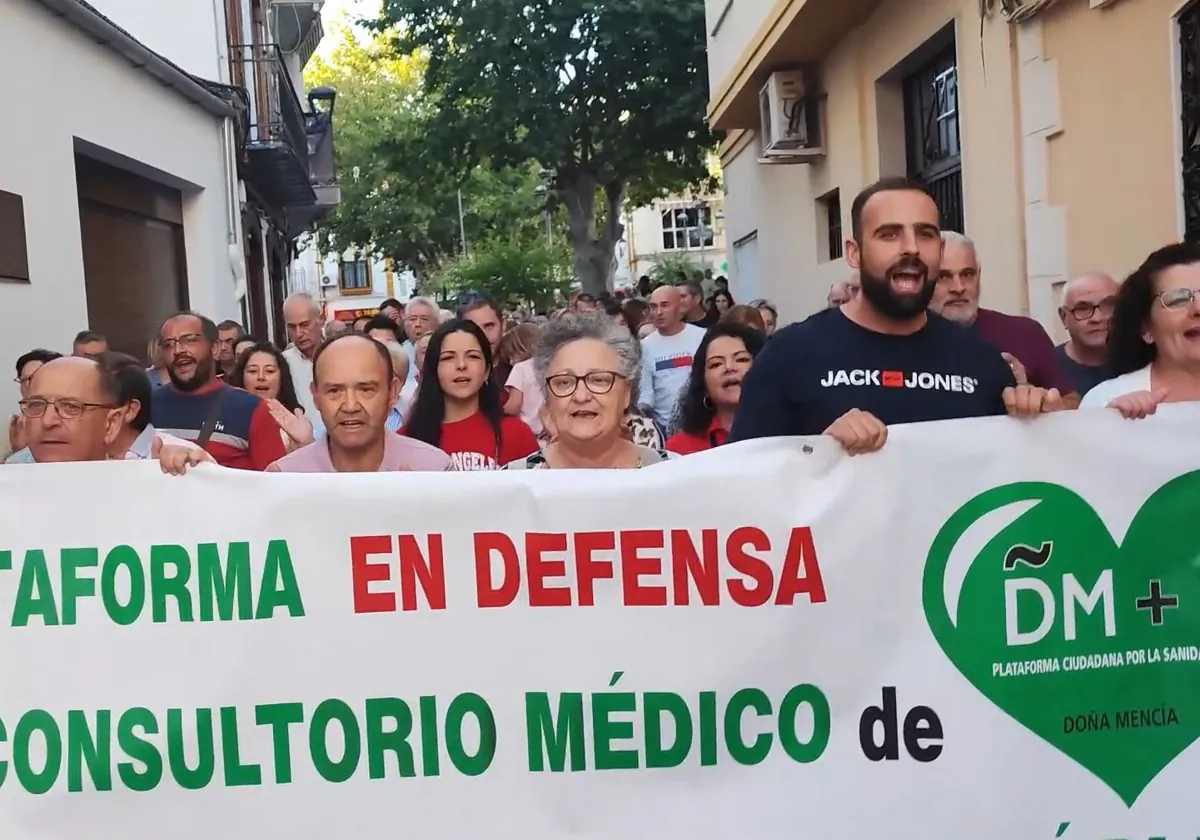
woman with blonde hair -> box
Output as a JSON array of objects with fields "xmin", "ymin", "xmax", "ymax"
[{"xmin": 146, "ymin": 337, "xmax": 169, "ymax": 387}]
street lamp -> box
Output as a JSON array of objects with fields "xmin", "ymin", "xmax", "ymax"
[
  {"xmin": 534, "ymin": 181, "xmax": 553, "ymax": 247},
  {"xmin": 693, "ymin": 201, "xmax": 715, "ymax": 274},
  {"xmin": 457, "ymin": 189, "xmax": 468, "ymax": 257}
]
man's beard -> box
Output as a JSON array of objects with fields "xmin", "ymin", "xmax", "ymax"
[
  {"xmin": 858, "ymin": 257, "xmax": 936, "ymax": 320},
  {"xmin": 167, "ymin": 357, "xmax": 214, "ymax": 392}
]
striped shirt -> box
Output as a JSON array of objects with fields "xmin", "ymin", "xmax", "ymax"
[{"xmin": 152, "ymin": 382, "xmax": 286, "ymax": 471}]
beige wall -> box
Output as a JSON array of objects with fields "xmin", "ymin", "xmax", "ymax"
[
  {"xmin": 720, "ymin": 0, "xmax": 1027, "ymax": 326},
  {"xmin": 1042, "ymin": 0, "xmax": 1182, "ymax": 284},
  {"xmin": 706, "ymin": 0, "xmax": 775, "ymax": 97}
]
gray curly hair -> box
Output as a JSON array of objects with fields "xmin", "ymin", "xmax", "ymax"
[{"xmin": 533, "ymin": 312, "xmax": 642, "ymax": 402}]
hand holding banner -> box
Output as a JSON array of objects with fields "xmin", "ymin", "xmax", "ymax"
[{"xmin": 0, "ymin": 407, "xmax": 1195, "ymax": 839}]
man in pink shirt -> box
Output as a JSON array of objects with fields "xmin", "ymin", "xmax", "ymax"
[
  {"xmin": 271, "ymin": 333, "xmax": 452, "ymax": 472},
  {"xmin": 159, "ymin": 334, "xmax": 452, "ymax": 474},
  {"xmin": 930, "ymin": 231, "xmax": 1077, "ymax": 402}
]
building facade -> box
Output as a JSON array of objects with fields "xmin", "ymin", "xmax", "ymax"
[
  {"xmin": 291, "ymin": 242, "xmax": 417, "ymax": 323},
  {"xmin": 224, "ymin": 0, "xmax": 340, "ymax": 345},
  {"xmin": 80, "ymin": 0, "xmax": 338, "ymax": 346},
  {"xmin": 622, "ymin": 195, "xmax": 729, "ymax": 284},
  {"xmin": 706, "ymin": 0, "xmax": 1184, "ymax": 338},
  {"xmin": 0, "ymin": 0, "xmax": 244, "ymax": 380}
]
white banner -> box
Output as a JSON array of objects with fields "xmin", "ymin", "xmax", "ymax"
[{"xmin": 0, "ymin": 407, "xmax": 1197, "ymax": 839}]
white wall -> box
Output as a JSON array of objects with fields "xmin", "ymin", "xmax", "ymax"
[
  {"xmin": 720, "ymin": 148, "xmax": 843, "ymax": 324},
  {"xmin": 86, "ymin": 0, "xmax": 228, "ymax": 81},
  {"xmin": 0, "ymin": 0, "xmax": 241, "ymax": 409}
]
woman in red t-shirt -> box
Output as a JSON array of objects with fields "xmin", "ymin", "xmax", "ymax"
[
  {"xmin": 666, "ymin": 323, "xmax": 765, "ymax": 456},
  {"xmin": 403, "ymin": 319, "xmax": 538, "ymax": 470}
]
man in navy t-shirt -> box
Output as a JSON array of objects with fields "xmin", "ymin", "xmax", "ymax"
[{"xmin": 730, "ymin": 177, "xmax": 1065, "ymax": 453}]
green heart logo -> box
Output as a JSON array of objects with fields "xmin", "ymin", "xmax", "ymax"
[{"xmin": 923, "ymin": 473, "xmax": 1200, "ymax": 806}]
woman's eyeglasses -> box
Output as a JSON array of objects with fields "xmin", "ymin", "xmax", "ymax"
[
  {"xmin": 1157, "ymin": 287, "xmax": 1200, "ymax": 310},
  {"xmin": 546, "ymin": 371, "xmax": 623, "ymax": 398}
]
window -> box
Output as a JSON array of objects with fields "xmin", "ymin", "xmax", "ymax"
[
  {"xmin": 661, "ymin": 204, "xmax": 715, "ymax": 251},
  {"xmin": 903, "ymin": 37, "xmax": 964, "ymax": 234},
  {"xmin": 818, "ymin": 189, "xmax": 843, "ymax": 262},
  {"xmin": 0, "ymin": 190, "xmax": 30, "ymax": 283},
  {"xmin": 339, "ymin": 258, "xmax": 370, "ymax": 293},
  {"xmin": 1181, "ymin": 3, "xmax": 1200, "ymax": 243}
]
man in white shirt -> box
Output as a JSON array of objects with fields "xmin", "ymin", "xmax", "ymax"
[
  {"xmin": 281, "ymin": 293, "xmax": 324, "ymax": 433},
  {"xmin": 638, "ymin": 285, "xmax": 705, "ymax": 432},
  {"xmin": 401, "ymin": 297, "xmax": 439, "ymax": 388}
]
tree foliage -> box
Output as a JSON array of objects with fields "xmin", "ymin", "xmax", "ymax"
[
  {"xmin": 305, "ymin": 31, "xmax": 557, "ymax": 277},
  {"xmin": 647, "ymin": 252, "xmax": 702, "ymax": 287},
  {"xmin": 429, "ymin": 239, "xmax": 574, "ymax": 312},
  {"xmin": 374, "ymin": 0, "xmax": 719, "ymax": 295}
]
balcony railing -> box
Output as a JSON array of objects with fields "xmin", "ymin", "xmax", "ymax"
[
  {"xmin": 234, "ymin": 42, "xmax": 315, "ymax": 208},
  {"xmin": 236, "ymin": 43, "xmax": 308, "ymax": 161}
]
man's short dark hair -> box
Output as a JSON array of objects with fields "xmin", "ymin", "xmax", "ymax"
[
  {"xmin": 363, "ymin": 315, "xmax": 404, "ymax": 342},
  {"xmin": 216, "ymin": 320, "xmax": 244, "ymax": 335},
  {"xmin": 160, "ymin": 311, "xmax": 219, "ymax": 343},
  {"xmin": 95, "ymin": 352, "xmax": 151, "ymax": 432},
  {"xmin": 850, "ymin": 176, "xmax": 934, "ymax": 243},
  {"xmin": 15, "ymin": 349, "xmax": 62, "ymax": 377},
  {"xmin": 678, "ymin": 280, "xmax": 704, "ymax": 299},
  {"xmin": 457, "ymin": 292, "xmax": 501, "ymax": 320},
  {"xmin": 311, "ymin": 333, "xmax": 395, "ymax": 386},
  {"xmin": 73, "ymin": 330, "xmax": 106, "ymax": 348}
]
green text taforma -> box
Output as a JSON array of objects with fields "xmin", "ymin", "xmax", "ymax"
[
  {"xmin": 0, "ymin": 683, "xmax": 831, "ymax": 794},
  {"xmin": 0, "ymin": 542, "xmax": 304, "ymax": 627}
]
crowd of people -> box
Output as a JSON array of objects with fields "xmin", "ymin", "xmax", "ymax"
[{"xmin": 5, "ymin": 176, "xmax": 1192, "ymax": 477}]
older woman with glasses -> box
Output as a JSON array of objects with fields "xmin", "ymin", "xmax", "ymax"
[
  {"xmin": 505, "ymin": 312, "xmax": 672, "ymax": 469},
  {"xmin": 1081, "ymin": 242, "xmax": 1200, "ymax": 417}
]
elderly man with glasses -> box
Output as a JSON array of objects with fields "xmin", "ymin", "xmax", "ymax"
[
  {"xmin": 8, "ymin": 353, "xmax": 197, "ymax": 464},
  {"xmin": 1056, "ymin": 272, "xmax": 1119, "ymax": 397}
]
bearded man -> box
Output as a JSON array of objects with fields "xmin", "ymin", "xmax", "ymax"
[{"xmin": 730, "ymin": 177, "xmax": 1064, "ymax": 454}]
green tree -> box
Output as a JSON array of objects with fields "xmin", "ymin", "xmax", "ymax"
[
  {"xmin": 432, "ymin": 239, "xmax": 573, "ymax": 312},
  {"xmin": 305, "ymin": 31, "xmax": 556, "ymax": 277},
  {"xmin": 647, "ymin": 252, "xmax": 702, "ymax": 288},
  {"xmin": 375, "ymin": 0, "xmax": 719, "ymax": 296}
]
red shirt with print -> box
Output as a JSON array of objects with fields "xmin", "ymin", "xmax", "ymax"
[
  {"xmin": 406, "ymin": 411, "xmax": 537, "ymax": 470},
  {"xmin": 666, "ymin": 419, "xmax": 729, "ymax": 455}
]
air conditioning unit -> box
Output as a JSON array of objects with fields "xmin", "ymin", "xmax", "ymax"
[
  {"xmin": 320, "ymin": 276, "xmax": 337, "ymax": 287},
  {"xmin": 758, "ymin": 70, "xmax": 824, "ymax": 162}
]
